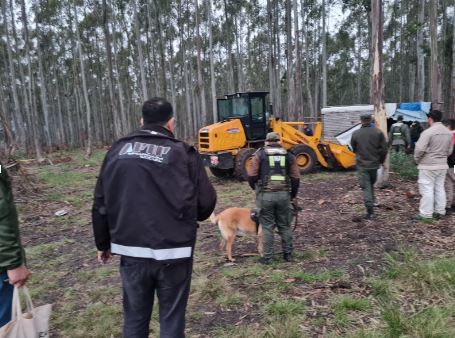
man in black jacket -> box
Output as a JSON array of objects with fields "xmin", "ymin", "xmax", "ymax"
[{"xmin": 92, "ymin": 98, "xmax": 216, "ymax": 338}]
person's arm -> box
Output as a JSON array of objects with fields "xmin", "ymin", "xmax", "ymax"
[
  {"xmin": 193, "ymin": 152, "xmax": 217, "ymax": 221},
  {"xmin": 92, "ymin": 154, "xmax": 111, "ymax": 263},
  {"xmin": 404, "ymin": 125, "xmax": 411, "ymax": 147},
  {"xmin": 247, "ymin": 154, "xmax": 260, "ymax": 190},
  {"xmin": 288, "ymin": 154, "xmax": 300, "ymax": 199},
  {"xmin": 448, "ymin": 141, "xmax": 454, "ymax": 157},
  {"xmin": 0, "ymin": 168, "xmax": 30, "ymax": 286},
  {"xmin": 378, "ymin": 132, "xmax": 388, "ymax": 164},
  {"xmin": 350, "ymin": 133, "xmax": 358, "ymax": 153},
  {"xmin": 414, "ymin": 131, "xmax": 429, "ymax": 164}
]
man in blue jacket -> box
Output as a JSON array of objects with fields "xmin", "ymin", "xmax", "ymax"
[{"xmin": 92, "ymin": 98, "xmax": 216, "ymax": 338}]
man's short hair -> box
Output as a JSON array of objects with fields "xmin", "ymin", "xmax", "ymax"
[
  {"xmin": 142, "ymin": 98, "xmax": 173, "ymax": 125},
  {"xmin": 397, "ymin": 116, "xmax": 403, "ymax": 121},
  {"xmin": 446, "ymin": 119, "xmax": 455, "ymax": 131},
  {"xmin": 427, "ymin": 110, "xmax": 442, "ymax": 122},
  {"xmin": 265, "ymin": 132, "xmax": 280, "ymax": 142},
  {"xmin": 360, "ymin": 114, "xmax": 372, "ymax": 123}
]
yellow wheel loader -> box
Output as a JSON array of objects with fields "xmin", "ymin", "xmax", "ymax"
[{"xmin": 198, "ymin": 91, "xmax": 356, "ymax": 180}]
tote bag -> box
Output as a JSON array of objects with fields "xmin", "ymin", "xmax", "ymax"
[{"xmin": 0, "ymin": 286, "xmax": 52, "ymax": 338}]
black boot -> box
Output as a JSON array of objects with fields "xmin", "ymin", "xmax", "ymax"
[
  {"xmin": 283, "ymin": 253, "xmax": 293, "ymax": 262},
  {"xmin": 364, "ymin": 207, "xmax": 374, "ymax": 220},
  {"xmin": 259, "ymin": 257, "xmax": 272, "ymax": 265}
]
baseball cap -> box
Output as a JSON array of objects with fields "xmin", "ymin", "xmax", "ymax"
[{"xmin": 265, "ymin": 132, "xmax": 280, "ymax": 142}]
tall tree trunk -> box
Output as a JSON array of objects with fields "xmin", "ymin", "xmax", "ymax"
[
  {"xmin": 429, "ymin": 0, "xmax": 441, "ymax": 110},
  {"xmin": 102, "ymin": 0, "xmax": 121, "ymax": 139},
  {"xmin": 416, "ymin": 0, "xmax": 425, "ymax": 101},
  {"xmin": 399, "ymin": 0, "xmax": 404, "ymax": 102},
  {"xmin": 0, "ymin": 87, "xmax": 15, "ymax": 157},
  {"xmin": 293, "ymin": 0, "xmax": 303, "ymax": 118},
  {"xmin": 20, "ymin": 0, "xmax": 44, "ymax": 161},
  {"xmin": 322, "ymin": 0, "xmax": 327, "ymax": 107},
  {"xmin": 356, "ymin": 14, "xmax": 362, "ymax": 103},
  {"xmin": 74, "ymin": 3, "xmax": 93, "ymax": 158},
  {"xmin": 195, "ymin": 0, "xmax": 207, "ymax": 126},
  {"xmin": 1, "ymin": 0, "xmax": 23, "ymax": 150},
  {"xmin": 110, "ymin": 0, "xmax": 127, "ymax": 133},
  {"xmin": 235, "ymin": 15, "xmax": 245, "ymax": 92},
  {"xmin": 54, "ymin": 72, "xmax": 65, "ymax": 146},
  {"xmin": 133, "ymin": 0, "xmax": 148, "ymax": 102},
  {"xmin": 154, "ymin": 1, "xmax": 168, "ymax": 96},
  {"xmin": 275, "ymin": 0, "xmax": 282, "ymax": 117},
  {"xmin": 286, "ymin": 0, "xmax": 295, "ymax": 120},
  {"xmin": 302, "ymin": 0, "xmax": 314, "ymax": 117},
  {"xmin": 451, "ymin": 10, "xmax": 455, "ymax": 117},
  {"xmin": 371, "ymin": 0, "xmax": 389, "ymax": 186},
  {"xmin": 267, "ymin": 0, "xmax": 276, "ymax": 114},
  {"xmin": 208, "ymin": 0, "xmax": 217, "ymax": 123},
  {"xmin": 37, "ymin": 41, "xmax": 52, "ymax": 148}
]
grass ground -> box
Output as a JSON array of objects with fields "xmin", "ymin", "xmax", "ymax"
[{"xmin": 11, "ymin": 148, "xmax": 455, "ymax": 337}]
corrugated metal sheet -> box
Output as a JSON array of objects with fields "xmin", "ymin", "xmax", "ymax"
[{"xmin": 322, "ymin": 107, "xmax": 374, "ymax": 142}]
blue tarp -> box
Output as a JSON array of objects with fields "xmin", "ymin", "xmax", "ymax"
[{"xmin": 392, "ymin": 102, "xmax": 430, "ymax": 122}]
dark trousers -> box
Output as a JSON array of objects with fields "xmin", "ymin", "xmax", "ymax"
[
  {"xmin": 358, "ymin": 168, "xmax": 378, "ymax": 211},
  {"xmin": 0, "ymin": 273, "xmax": 13, "ymax": 327},
  {"xmin": 257, "ymin": 191, "xmax": 293, "ymax": 260},
  {"xmin": 120, "ymin": 256, "xmax": 193, "ymax": 338}
]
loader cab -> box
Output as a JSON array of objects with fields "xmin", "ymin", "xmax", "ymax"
[{"xmin": 217, "ymin": 92, "xmax": 269, "ymax": 141}]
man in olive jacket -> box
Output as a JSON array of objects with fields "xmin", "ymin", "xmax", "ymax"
[
  {"xmin": 0, "ymin": 164, "xmax": 30, "ymax": 327},
  {"xmin": 351, "ymin": 115, "xmax": 388, "ymax": 220}
]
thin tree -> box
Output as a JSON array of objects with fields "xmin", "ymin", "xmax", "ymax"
[
  {"xmin": 1, "ymin": 0, "xmax": 22, "ymax": 151},
  {"xmin": 416, "ymin": 0, "xmax": 425, "ymax": 101},
  {"xmin": 133, "ymin": 0, "xmax": 148, "ymax": 102},
  {"xmin": 20, "ymin": 0, "xmax": 44, "ymax": 161},
  {"xmin": 207, "ymin": 0, "xmax": 217, "ymax": 123},
  {"xmin": 429, "ymin": 0, "xmax": 441, "ymax": 111},
  {"xmin": 371, "ymin": 0, "xmax": 389, "ymax": 186},
  {"xmin": 74, "ymin": 3, "xmax": 93, "ymax": 158},
  {"xmin": 451, "ymin": 9, "xmax": 455, "ymax": 117},
  {"xmin": 322, "ymin": 0, "xmax": 327, "ymax": 107},
  {"xmin": 195, "ymin": 0, "xmax": 207, "ymax": 126}
]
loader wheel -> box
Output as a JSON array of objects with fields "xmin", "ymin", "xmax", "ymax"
[
  {"xmin": 209, "ymin": 167, "xmax": 234, "ymax": 178},
  {"xmin": 291, "ymin": 145, "xmax": 317, "ymax": 174},
  {"xmin": 234, "ymin": 148, "xmax": 256, "ymax": 181}
]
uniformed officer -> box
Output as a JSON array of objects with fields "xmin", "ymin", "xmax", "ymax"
[
  {"xmin": 92, "ymin": 97, "xmax": 217, "ymax": 338},
  {"xmin": 247, "ymin": 132, "xmax": 300, "ymax": 265},
  {"xmin": 389, "ymin": 115, "xmax": 411, "ymax": 152},
  {"xmin": 351, "ymin": 114, "xmax": 388, "ymax": 220}
]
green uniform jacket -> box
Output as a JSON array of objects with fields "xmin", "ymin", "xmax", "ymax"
[
  {"xmin": 0, "ymin": 164, "xmax": 25, "ymax": 275},
  {"xmin": 351, "ymin": 125, "xmax": 388, "ymax": 169}
]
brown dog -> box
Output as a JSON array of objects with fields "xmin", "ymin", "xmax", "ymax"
[{"xmin": 210, "ymin": 207, "xmax": 263, "ymax": 262}]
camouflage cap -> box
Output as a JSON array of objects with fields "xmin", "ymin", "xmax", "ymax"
[{"xmin": 265, "ymin": 132, "xmax": 281, "ymax": 142}]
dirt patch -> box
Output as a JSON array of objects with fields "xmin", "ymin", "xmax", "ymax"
[{"xmin": 12, "ymin": 156, "xmax": 455, "ymax": 337}]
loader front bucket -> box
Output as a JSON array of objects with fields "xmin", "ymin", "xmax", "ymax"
[{"xmin": 327, "ymin": 143, "xmax": 356, "ymax": 169}]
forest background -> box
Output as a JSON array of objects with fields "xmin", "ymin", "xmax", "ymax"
[{"xmin": 0, "ymin": 0, "xmax": 454, "ymax": 159}]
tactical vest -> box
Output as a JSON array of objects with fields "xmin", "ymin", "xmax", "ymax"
[
  {"xmin": 392, "ymin": 125, "xmax": 403, "ymax": 140},
  {"xmin": 258, "ymin": 147, "xmax": 290, "ymax": 192}
]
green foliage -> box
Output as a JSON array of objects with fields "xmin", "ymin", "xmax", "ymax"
[
  {"xmin": 390, "ymin": 151, "xmax": 418, "ymax": 179},
  {"xmin": 291, "ymin": 270, "xmax": 344, "ymax": 283},
  {"xmin": 266, "ymin": 299, "xmax": 306, "ymax": 318}
]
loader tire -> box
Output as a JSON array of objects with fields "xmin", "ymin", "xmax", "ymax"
[
  {"xmin": 209, "ymin": 167, "xmax": 234, "ymax": 178},
  {"xmin": 291, "ymin": 145, "xmax": 317, "ymax": 174},
  {"xmin": 234, "ymin": 148, "xmax": 256, "ymax": 181}
]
